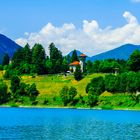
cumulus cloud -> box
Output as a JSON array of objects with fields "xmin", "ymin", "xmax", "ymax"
[{"xmin": 16, "ymin": 11, "xmax": 140, "ymax": 56}]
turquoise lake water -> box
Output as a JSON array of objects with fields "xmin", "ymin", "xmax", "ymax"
[{"xmin": 0, "ymin": 108, "xmax": 140, "ymax": 140}]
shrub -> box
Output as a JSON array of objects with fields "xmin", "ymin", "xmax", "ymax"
[
  {"xmin": 27, "ymin": 83, "xmax": 39, "ymax": 101},
  {"xmin": 86, "ymin": 76, "xmax": 105, "ymax": 95},
  {"xmin": 88, "ymin": 89, "xmax": 98, "ymax": 107},
  {"xmin": 60, "ymin": 86, "xmax": 77, "ymax": 106}
]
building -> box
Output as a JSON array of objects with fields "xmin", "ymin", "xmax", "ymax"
[{"xmin": 69, "ymin": 54, "xmax": 87, "ymax": 72}]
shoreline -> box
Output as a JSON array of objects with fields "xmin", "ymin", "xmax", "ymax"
[{"xmin": 0, "ymin": 104, "xmax": 140, "ymax": 111}]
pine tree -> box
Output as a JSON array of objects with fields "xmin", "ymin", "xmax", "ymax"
[
  {"xmin": 71, "ymin": 50, "xmax": 79, "ymax": 62},
  {"xmin": 62, "ymin": 57, "xmax": 69, "ymax": 73},
  {"xmin": 32, "ymin": 43, "xmax": 46, "ymax": 74},
  {"xmin": 2, "ymin": 53, "xmax": 10, "ymax": 66},
  {"xmin": 49, "ymin": 43, "xmax": 63, "ymax": 73},
  {"xmin": 10, "ymin": 76, "xmax": 20, "ymax": 99},
  {"xmin": 12, "ymin": 48, "xmax": 24, "ymax": 68},
  {"xmin": 23, "ymin": 43, "xmax": 31, "ymax": 64},
  {"xmin": 74, "ymin": 65, "xmax": 82, "ymax": 81}
]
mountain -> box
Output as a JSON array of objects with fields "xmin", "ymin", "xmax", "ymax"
[
  {"xmin": 68, "ymin": 50, "xmax": 84, "ymax": 57},
  {"xmin": 0, "ymin": 34, "xmax": 22, "ymax": 63},
  {"xmin": 88, "ymin": 44, "xmax": 140, "ymax": 62}
]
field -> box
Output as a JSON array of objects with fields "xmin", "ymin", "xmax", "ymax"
[{"xmin": 0, "ymin": 71, "xmax": 104, "ymax": 99}]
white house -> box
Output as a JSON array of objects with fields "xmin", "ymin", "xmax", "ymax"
[{"xmin": 69, "ymin": 54, "xmax": 87, "ymax": 72}]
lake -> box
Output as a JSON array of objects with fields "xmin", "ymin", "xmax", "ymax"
[{"xmin": 0, "ymin": 108, "xmax": 140, "ymax": 140}]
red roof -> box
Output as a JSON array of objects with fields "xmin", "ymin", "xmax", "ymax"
[
  {"xmin": 69, "ymin": 61, "xmax": 80, "ymax": 66},
  {"xmin": 80, "ymin": 54, "xmax": 86, "ymax": 57}
]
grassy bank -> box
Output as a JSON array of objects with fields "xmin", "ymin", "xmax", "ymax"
[{"xmin": 0, "ymin": 71, "xmax": 140, "ymax": 110}]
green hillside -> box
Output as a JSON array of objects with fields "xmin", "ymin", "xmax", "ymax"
[
  {"xmin": 22, "ymin": 73, "xmax": 103, "ymax": 96},
  {"xmin": 0, "ymin": 71, "xmax": 104, "ymax": 105}
]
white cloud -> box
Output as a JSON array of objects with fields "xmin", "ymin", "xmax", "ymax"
[
  {"xmin": 131, "ymin": 0, "xmax": 140, "ymax": 3},
  {"xmin": 16, "ymin": 11, "xmax": 140, "ymax": 56}
]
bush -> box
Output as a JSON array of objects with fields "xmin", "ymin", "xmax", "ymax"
[
  {"xmin": 88, "ymin": 89, "xmax": 98, "ymax": 107},
  {"xmin": 86, "ymin": 76, "xmax": 105, "ymax": 95},
  {"xmin": 27, "ymin": 83, "xmax": 39, "ymax": 101},
  {"xmin": 60, "ymin": 86, "xmax": 77, "ymax": 106},
  {"xmin": 98, "ymin": 94, "xmax": 136, "ymax": 108}
]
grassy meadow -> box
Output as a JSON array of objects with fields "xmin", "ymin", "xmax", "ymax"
[{"xmin": 0, "ymin": 71, "xmax": 104, "ymax": 106}]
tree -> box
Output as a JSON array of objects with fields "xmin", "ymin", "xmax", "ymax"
[
  {"xmin": 127, "ymin": 50, "xmax": 140, "ymax": 72},
  {"xmin": 10, "ymin": 75, "xmax": 39, "ymax": 102},
  {"xmin": 2, "ymin": 53, "xmax": 10, "ymax": 66},
  {"xmin": 60, "ymin": 86, "xmax": 69, "ymax": 106},
  {"xmin": 66, "ymin": 54, "xmax": 71, "ymax": 64},
  {"xmin": 135, "ymin": 73, "xmax": 140, "ymax": 92},
  {"xmin": 45, "ymin": 58, "xmax": 53, "ymax": 73},
  {"xmin": 62, "ymin": 57, "xmax": 69, "ymax": 73},
  {"xmin": 88, "ymin": 89, "xmax": 98, "ymax": 107},
  {"xmin": 60, "ymin": 86, "xmax": 77, "ymax": 106},
  {"xmin": 10, "ymin": 76, "xmax": 20, "ymax": 99},
  {"xmin": 74, "ymin": 65, "xmax": 82, "ymax": 81},
  {"xmin": 49, "ymin": 43, "xmax": 63, "ymax": 73},
  {"xmin": 32, "ymin": 43, "xmax": 46, "ymax": 74},
  {"xmin": 86, "ymin": 76, "xmax": 105, "ymax": 95},
  {"xmin": 23, "ymin": 43, "xmax": 31, "ymax": 64},
  {"xmin": 68, "ymin": 86, "xmax": 77, "ymax": 105},
  {"xmin": 105, "ymin": 74, "xmax": 117, "ymax": 93},
  {"xmin": 12, "ymin": 48, "xmax": 24, "ymax": 68},
  {"xmin": 86, "ymin": 60, "xmax": 93, "ymax": 73},
  {"xmin": 126, "ymin": 72, "xmax": 137, "ymax": 93},
  {"xmin": 92, "ymin": 60, "xmax": 100, "ymax": 73},
  {"xmin": 0, "ymin": 80, "xmax": 8, "ymax": 104},
  {"xmin": 27, "ymin": 83, "xmax": 39, "ymax": 101},
  {"xmin": 71, "ymin": 50, "xmax": 79, "ymax": 62}
]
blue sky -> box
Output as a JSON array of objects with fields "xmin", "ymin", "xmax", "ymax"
[
  {"xmin": 0, "ymin": 0, "xmax": 140, "ymax": 55},
  {"xmin": 0, "ymin": 0, "xmax": 140, "ymax": 39}
]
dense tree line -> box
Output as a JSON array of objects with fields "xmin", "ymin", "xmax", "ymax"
[
  {"xmin": 1, "ymin": 44, "xmax": 140, "ymax": 78},
  {"xmin": 86, "ymin": 72, "xmax": 140, "ymax": 107},
  {"xmin": 87, "ymin": 72, "xmax": 140, "ymax": 94},
  {"xmin": 3, "ymin": 43, "xmax": 71, "ymax": 78},
  {"xmin": 86, "ymin": 50, "xmax": 140, "ymax": 74}
]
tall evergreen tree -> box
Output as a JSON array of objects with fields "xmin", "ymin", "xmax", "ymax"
[
  {"xmin": 23, "ymin": 43, "xmax": 31, "ymax": 64},
  {"xmin": 71, "ymin": 50, "xmax": 79, "ymax": 62},
  {"xmin": 62, "ymin": 57, "xmax": 69, "ymax": 73},
  {"xmin": 74, "ymin": 65, "xmax": 82, "ymax": 81},
  {"xmin": 66, "ymin": 54, "xmax": 71, "ymax": 64},
  {"xmin": 2, "ymin": 53, "xmax": 10, "ymax": 66},
  {"xmin": 32, "ymin": 43, "xmax": 46, "ymax": 74},
  {"xmin": 10, "ymin": 76, "xmax": 20, "ymax": 99},
  {"xmin": 49, "ymin": 43, "xmax": 63, "ymax": 73},
  {"xmin": 12, "ymin": 48, "xmax": 24, "ymax": 68}
]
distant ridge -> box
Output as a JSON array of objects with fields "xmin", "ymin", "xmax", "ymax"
[
  {"xmin": 87, "ymin": 44, "xmax": 140, "ymax": 62},
  {"xmin": 0, "ymin": 34, "xmax": 21, "ymax": 63},
  {"xmin": 68, "ymin": 44, "xmax": 140, "ymax": 62}
]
